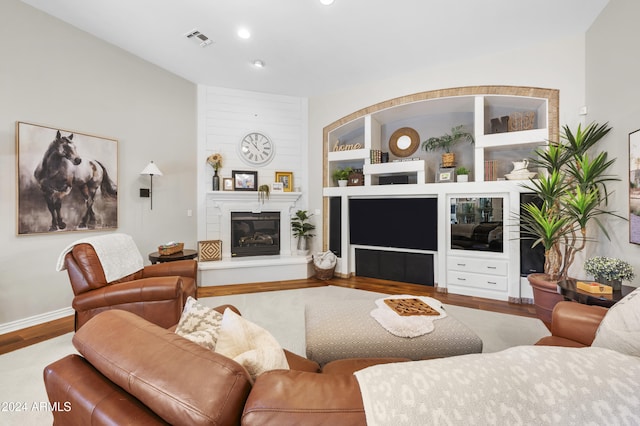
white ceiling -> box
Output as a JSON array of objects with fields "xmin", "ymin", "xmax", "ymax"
[{"xmin": 21, "ymin": 0, "xmax": 609, "ymax": 97}]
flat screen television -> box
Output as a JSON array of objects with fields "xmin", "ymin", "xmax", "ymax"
[{"xmin": 348, "ymin": 197, "xmax": 438, "ymax": 251}]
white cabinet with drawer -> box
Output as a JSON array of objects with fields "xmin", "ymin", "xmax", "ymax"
[{"xmin": 447, "ymin": 255, "xmax": 509, "ymax": 293}]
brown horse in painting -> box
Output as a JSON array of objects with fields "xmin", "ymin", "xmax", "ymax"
[{"xmin": 34, "ymin": 131, "xmax": 117, "ymax": 231}]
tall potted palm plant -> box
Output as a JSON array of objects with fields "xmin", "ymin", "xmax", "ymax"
[{"xmin": 520, "ymin": 121, "xmax": 621, "ymax": 323}]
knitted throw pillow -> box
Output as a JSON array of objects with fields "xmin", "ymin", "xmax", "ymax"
[{"xmin": 175, "ymin": 297, "xmax": 223, "ymax": 351}]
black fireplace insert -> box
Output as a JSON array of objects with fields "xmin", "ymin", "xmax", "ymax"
[{"xmin": 231, "ymin": 211, "xmax": 280, "ymax": 257}]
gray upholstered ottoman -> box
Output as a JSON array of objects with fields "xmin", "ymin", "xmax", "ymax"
[{"xmin": 305, "ymin": 298, "xmax": 483, "ymax": 366}]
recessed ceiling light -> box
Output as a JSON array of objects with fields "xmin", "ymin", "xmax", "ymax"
[
  {"xmin": 237, "ymin": 28, "xmax": 251, "ymax": 39},
  {"xmin": 320, "ymin": 0, "xmax": 335, "ymax": 5},
  {"xmin": 252, "ymin": 60, "xmax": 265, "ymax": 68}
]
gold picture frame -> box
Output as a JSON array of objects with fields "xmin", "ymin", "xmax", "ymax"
[{"xmin": 275, "ymin": 171, "xmax": 293, "ymax": 192}]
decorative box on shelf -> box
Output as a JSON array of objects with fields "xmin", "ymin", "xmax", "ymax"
[
  {"xmin": 158, "ymin": 242, "xmax": 184, "ymax": 256},
  {"xmin": 348, "ymin": 169, "xmax": 364, "ymax": 186},
  {"xmin": 577, "ymin": 281, "xmax": 612, "ymax": 294}
]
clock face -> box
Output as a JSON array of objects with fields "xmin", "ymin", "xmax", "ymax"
[{"xmin": 239, "ymin": 132, "xmax": 275, "ymax": 166}]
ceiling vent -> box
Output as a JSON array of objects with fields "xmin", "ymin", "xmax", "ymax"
[{"xmin": 185, "ymin": 29, "xmax": 213, "ymax": 47}]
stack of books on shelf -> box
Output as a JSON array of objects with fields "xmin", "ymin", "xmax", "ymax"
[
  {"xmin": 370, "ymin": 149, "xmax": 383, "ymax": 164},
  {"xmin": 484, "ymin": 160, "xmax": 498, "ymax": 181}
]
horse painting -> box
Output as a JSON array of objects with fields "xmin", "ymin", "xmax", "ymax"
[{"xmin": 34, "ymin": 130, "xmax": 117, "ymax": 231}]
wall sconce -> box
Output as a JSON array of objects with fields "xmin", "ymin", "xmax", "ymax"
[{"xmin": 140, "ymin": 161, "xmax": 163, "ymax": 209}]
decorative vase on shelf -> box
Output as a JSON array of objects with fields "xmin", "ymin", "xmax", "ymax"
[
  {"xmin": 212, "ymin": 170, "xmax": 220, "ymax": 191},
  {"xmin": 595, "ymin": 277, "xmax": 622, "ymax": 291}
]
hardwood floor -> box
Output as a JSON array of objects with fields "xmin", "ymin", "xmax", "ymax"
[{"xmin": 0, "ymin": 276, "xmax": 538, "ymax": 355}]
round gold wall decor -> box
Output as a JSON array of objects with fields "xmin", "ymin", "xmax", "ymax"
[{"xmin": 388, "ymin": 127, "xmax": 420, "ymax": 157}]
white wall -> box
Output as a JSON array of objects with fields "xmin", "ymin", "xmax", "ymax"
[
  {"xmin": 0, "ymin": 0, "xmax": 197, "ymax": 329},
  {"xmin": 585, "ymin": 0, "xmax": 640, "ymax": 286},
  {"xmin": 307, "ymin": 35, "xmax": 589, "ymax": 255},
  {"xmin": 197, "ymin": 86, "xmax": 309, "ymax": 243}
]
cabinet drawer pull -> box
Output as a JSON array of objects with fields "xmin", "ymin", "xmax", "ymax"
[
  {"xmin": 487, "ymin": 266, "xmax": 497, "ymax": 269},
  {"xmin": 457, "ymin": 263, "xmax": 466, "ymax": 267},
  {"xmin": 487, "ymin": 281, "xmax": 497, "ymax": 285},
  {"xmin": 457, "ymin": 277, "xmax": 467, "ymax": 281}
]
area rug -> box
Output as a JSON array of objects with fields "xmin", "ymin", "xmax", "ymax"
[{"xmin": 0, "ymin": 285, "xmax": 549, "ymax": 425}]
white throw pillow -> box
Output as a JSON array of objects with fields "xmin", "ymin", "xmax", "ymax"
[
  {"xmin": 174, "ymin": 297, "xmax": 223, "ymax": 351},
  {"xmin": 215, "ymin": 308, "xmax": 289, "ymax": 380},
  {"xmin": 592, "ymin": 287, "xmax": 640, "ymax": 357}
]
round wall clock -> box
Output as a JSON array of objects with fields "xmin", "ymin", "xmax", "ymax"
[
  {"xmin": 388, "ymin": 127, "xmax": 420, "ymax": 158},
  {"xmin": 238, "ymin": 132, "xmax": 275, "ymax": 166}
]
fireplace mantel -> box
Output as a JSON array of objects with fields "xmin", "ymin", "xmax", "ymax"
[
  {"xmin": 206, "ymin": 191, "xmax": 302, "ymax": 204},
  {"xmin": 199, "ymin": 191, "xmax": 311, "ymax": 286}
]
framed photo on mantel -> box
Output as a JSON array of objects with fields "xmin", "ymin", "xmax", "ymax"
[{"xmin": 232, "ymin": 170, "xmax": 257, "ymax": 191}]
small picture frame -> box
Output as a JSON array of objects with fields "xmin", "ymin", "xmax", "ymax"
[
  {"xmin": 223, "ymin": 177, "xmax": 234, "ymax": 191},
  {"xmin": 275, "ymin": 171, "xmax": 293, "ymax": 192},
  {"xmin": 271, "ymin": 182, "xmax": 284, "ymax": 192},
  {"xmin": 437, "ymin": 167, "xmax": 456, "ymax": 183},
  {"xmin": 232, "ymin": 170, "xmax": 258, "ymax": 191}
]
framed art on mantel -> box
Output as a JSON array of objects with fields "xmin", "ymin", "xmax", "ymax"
[
  {"xmin": 232, "ymin": 170, "xmax": 257, "ymax": 191},
  {"xmin": 275, "ymin": 171, "xmax": 293, "ymax": 192},
  {"xmin": 630, "ymin": 129, "xmax": 640, "ymax": 244},
  {"xmin": 16, "ymin": 122, "xmax": 118, "ymax": 235}
]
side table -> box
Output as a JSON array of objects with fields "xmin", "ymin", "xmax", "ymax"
[
  {"xmin": 148, "ymin": 249, "xmax": 198, "ymax": 264},
  {"xmin": 557, "ymin": 278, "xmax": 633, "ymax": 308}
]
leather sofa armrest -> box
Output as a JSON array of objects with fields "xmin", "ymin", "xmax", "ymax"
[
  {"xmin": 143, "ymin": 259, "xmax": 197, "ymax": 279},
  {"xmin": 73, "ymin": 310, "xmax": 252, "ymax": 426},
  {"xmin": 72, "ymin": 276, "xmax": 182, "ymax": 311},
  {"xmin": 242, "ymin": 370, "xmax": 367, "ymax": 426},
  {"xmin": 44, "ymin": 354, "xmax": 167, "ymax": 425},
  {"xmin": 549, "ymin": 301, "xmax": 607, "ymax": 346}
]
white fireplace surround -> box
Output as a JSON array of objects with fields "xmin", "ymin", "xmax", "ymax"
[{"xmin": 198, "ymin": 191, "xmax": 313, "ymax": 286}]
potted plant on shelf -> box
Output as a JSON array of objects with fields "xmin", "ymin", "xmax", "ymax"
[
  {"xmin": 332, "ymin": 167, "xmax": 353, "ymax": 187},
  {"xmin": 455, "ymin": 166, "xmax": 470, "ymax": 182},
  {"xmin": 519, "ymin": 121, "xmax": 622, "ymax": 323},
  {"xmin": 291, "ymin": 210, "xmax": 316, "ymax": 255},
  {"xmin": 422, "ymin": 125, "xmax": 474, "ymax": 168},
  {"xmin": 583, "ymin": 257, "xmax": 635, "ymax": 291}
]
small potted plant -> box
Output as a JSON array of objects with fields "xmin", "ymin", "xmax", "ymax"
[
  {"xmin": 584, "ymin": 257, "xmax": 635, "ymax": 290},
  {"xmin": 332, "ymin": 166, "xmax": 353, "ymax": 187},
  {"xmin": 455, "ymin": 166, "xmax": 470, "ymax": 182},
  {"xmin": 257, "ymin": 184, "xmax": 270, "ymax": 204},
  {"xmin": 422, "ymin": 125, "xmax": 474, "ymax": 167},
  {"xmin": 291, "ymin": 210, "xmax": 316, "ymax": 255}
]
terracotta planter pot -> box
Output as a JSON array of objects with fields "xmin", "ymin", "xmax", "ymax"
[{"xmin": 527, "ymin": 273, "xmax": 565, "ymax": 326}]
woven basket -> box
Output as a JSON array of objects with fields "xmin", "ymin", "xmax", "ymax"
[
  {"xmin": 158, "ymin": 242, "xmax": 184, "ymax": 256},
  {"xmin": 313, "ymin": 263, "xmax": 335, "ymax": 280}
]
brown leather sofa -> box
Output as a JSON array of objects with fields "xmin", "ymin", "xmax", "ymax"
[
  {"xmin": 64, "ymin": 243, "xmax": 197, "ymax": 330},
  {"xmin": 535, "ymin": 301, "xmax": 608, "ymax": 347},
  {"xmin": 44, "ymin": 308, "xmax": 407, "ymax": 426}
]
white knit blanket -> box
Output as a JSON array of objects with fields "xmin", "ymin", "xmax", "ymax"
[
  {"xmin": 355, "ymin": 346, "xmax": 640, "ymax": 426},
  {"xmin": 56, "ymin": 233, "xmax": 144, "ymax": 282},
  {"xmin": 370, "ymin": 295, "xmax": 447, "ymax": 338}
]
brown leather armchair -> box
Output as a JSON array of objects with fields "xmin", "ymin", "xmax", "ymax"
[
  {"xmin": 535, "ymin": 301, "xmax": 608, "ymax": 347},
  {"xmin": 64, "ymin": 243, "xmax": 197, "ymax": 330}
]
